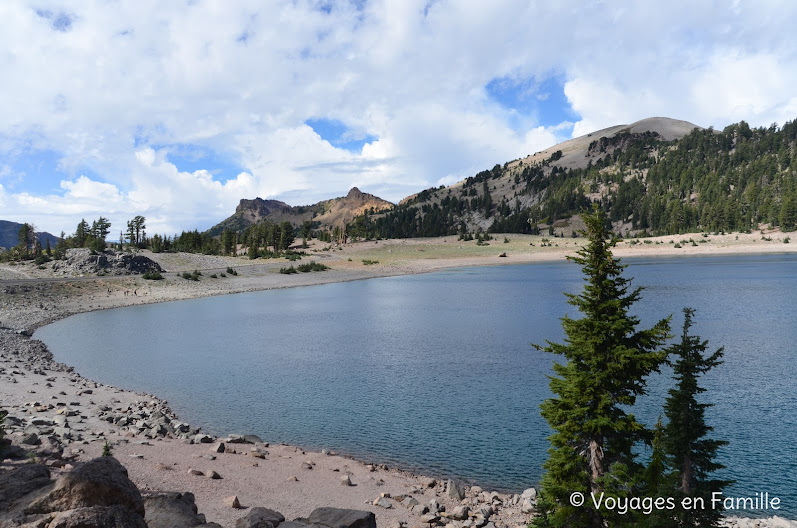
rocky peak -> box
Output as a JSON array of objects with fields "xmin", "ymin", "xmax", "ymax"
[{"xmin": 346, "ymin": 187, "xmax": 363, "ymax": 200}]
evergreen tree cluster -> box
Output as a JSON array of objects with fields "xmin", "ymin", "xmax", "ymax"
[
  {"xmin": 533, "ymin": 208, "xmax": 730, "ymax": 528},
  {"xmin": 347, "ymin": 119, "xmax": 797, "ymax": 239}
]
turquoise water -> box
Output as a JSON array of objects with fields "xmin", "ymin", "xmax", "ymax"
[{"xmin": 36, "ymin": 254, "xmax": 797, "ymax": 515}]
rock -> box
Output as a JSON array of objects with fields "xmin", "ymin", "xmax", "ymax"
[
  {"xmin": 210, "ymin": 442, "xmax": 226, "ymax": 453},
  {"xmin": 421, "ymin": 477, "xmax": 437, "ymax": 488},
  {"xmin": 207, "ymin": 470, "xmax": 222, "ymax": 479},
  {"xmin": 235, "ymin": 507, "xmax": 285, "ymax": 528},
  {"xmin": 428, "ymin": 499, "xmax": 443, "ymax": 514},
  {"xmin": 372, "ymin": 496, "xmax": 392, "ymax": 509},
  {"xmin": 301, "ymin": 462, "xmax": 314, "ymax": 470},
  {"xmin": 306, "ymin": 507, "xmax": 377, "ymax": 528},
  {"xmin": 48, "ymin": 505, "xmax": 147, "ymax": 527},
  {"xmin": 144, "ymin": 492, "xmax": 206, "ymax": 528},
  {"xmin": 341, "ymin": 474, "xmax": 353, "ymax": 486},
  {"xmin": 224, "ymin": 496, "xmax": 242, "ymax": 509},
  {"xmin": 402, "ymin": 496, "xmax": 419, "ymax": 508},
  {"xmin": 446, "ymin": 480, "xmax": 465, "ymax": 501},
  {"xmin": 520, "ymin": 499, "xmax": 535, "ymax": 514},
  {"xmin": 0, "ymin": 463, "xmax": 52, "ymax": 510},
  {"xmin": 25, "ymin": 456, "xmax": 144, "ymax": 516},
  {"xmin": 420, "ymin": 513, "xmax": 439, "ymax": 524},
  {"xmin": 193, "ymin": 434, "xmax": 213, "ymax": 444},
  {"xmin": 187, "ymin": 469, "xmax": 204, "ymax": 476},
  {"xmin": 411, "ymin": 503, "xmax": 429, "ymax": 515},
  {"xmin": 22, "ymin": 432, "xmax": 41, "ymax": 445},
  {"xmin": 521, "ymin": 487, "xmax": 537, "ymax": 501},
  {"xmin": 450, "ymin": 505, "xmax": 470, "ymax": 520}
]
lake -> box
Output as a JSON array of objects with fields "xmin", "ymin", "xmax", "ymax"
[{"xmin": 36, "ymin": 253, "xmax": 797, "ymax": 516}]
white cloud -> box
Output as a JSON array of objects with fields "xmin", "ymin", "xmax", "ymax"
[{"xmin": 0, "ymin": 1, "xmax": 796, "ymax": 235}]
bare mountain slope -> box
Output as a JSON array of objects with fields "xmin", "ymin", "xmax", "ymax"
[{"xmin": 207, "ymin": 187, "xmax": 393, "ymax": 235}]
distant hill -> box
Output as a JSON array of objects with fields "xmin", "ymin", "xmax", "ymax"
[
  {"xmin": 346, "ymin": 116, "xmax": 797, "ymax": 238},
  {"xmin": 207, "ymin": 187, "xmax": 393, "ymax": 236},
  {"xmin": 0, "ymin": 220, "xmax": 60, "ymax": 251}
]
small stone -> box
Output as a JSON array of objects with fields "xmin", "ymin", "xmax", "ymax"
[
  {"xmin": 341, "ymin": 474, "xmax": 354, "ymax": 486},
  {"xmin": 223, "ymin": 495, "xmax": 241, "ymax": 509},
  {"xmin": 373, "ymin": 496, "xmax": 393, "ymax": 509},
  {"xmin": 211, "ymin": 442, "xmax": 226, "ymax": 453},
  {"xmin": 188, "ymin": 469, "xmax": 204, "ymax": 476},
  {"xmin": 207, "ymin": 470, "xmax": 222, "ymax": 479},
  {"xmin": 521, "ymin": 487, "xmax": 537, "ymax": 501},
  {"xmin": 450, "ymin": 505, "xmax": 469, "ymax": 521},
  {"xmin": 421, "ymin": 477, "xmax": 437, "ymax": 488}
]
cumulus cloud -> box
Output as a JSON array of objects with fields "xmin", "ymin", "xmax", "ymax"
[{"xmin": 0, "ymin": 0, "xmax": 795, "ymax": 234}]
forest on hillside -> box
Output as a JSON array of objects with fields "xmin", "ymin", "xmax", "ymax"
[{"xmin": 346, "ymin": 119, "xmax": 797, "ymax": 239}]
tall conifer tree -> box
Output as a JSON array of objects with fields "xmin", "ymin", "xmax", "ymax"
[
  {"xmin": 533, "ymin": 206, "xmax": 670, "ymax": 528},
  {"xmin": 660, "ymin": 308, "xmax": 730, "ymax": 527}
]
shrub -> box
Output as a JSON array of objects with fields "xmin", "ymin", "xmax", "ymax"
[
  {"xmin": 674, "ymin": 243, "xmax": 682, "ymax": 248},
  {"xmin": 297, "ymin": 261, "xmax": 329, "ymax": 272},
  {"xmin": 785, "ymin": 237, "xmax": 791, "ymax": 244},
  {"xmin": 181, "ymin": 270, "xmax": 201, "ymax": 281},
  {"xmin": 102, "ymin": 440, "xmax": 113, "ymax": 457},
  {"xmin": 143, "ymin": 270, "xmax": 163, "ymax": 280},
  {"xmin": 34, "ymin": 254, "xmax": 51, "ymax": 265},
  {"xmin": 279, "ymin": 266, "xmax": 298, "ymax": 274},
  {"xmin": 226, "ymin": 267, "xmax": 238, "ymax": 276},
  {"xmin": 210, "ymin": 273, "xmax": 218, "ymax": 278},
  {"xmin": 220, "ymin": 272, "xmax": 227, "ymax": 277},
  {"xmin": 362, "ymin": 259, "xmax": 379, "ymax": 265}
]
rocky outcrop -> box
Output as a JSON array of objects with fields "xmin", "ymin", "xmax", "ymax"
[
  {"xmin": 144, "ymin": 491, "xmax": 208, "ymax": 527},
  {"xmin": 51, "ymin": 248, "xmax": 163, "ymax": 276},
  {"xmin": 26, "ymin": 456, "xmax": 144, "ymax": 516}
]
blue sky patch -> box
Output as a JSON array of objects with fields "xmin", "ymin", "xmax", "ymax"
[
  {"xmin": 1, "ymin": 149, "xmax": 86, "ymax": 194},
  {"xmin": 486, "ymin": 75, "xmax": 578, "ymax": 129},
  {"xmin": 160, "ymin": 144, "xmax": 246, "ymax": 182},
  {"xmin": 305, "ymin": 118, "xmax": 377, "ymax": 152}
]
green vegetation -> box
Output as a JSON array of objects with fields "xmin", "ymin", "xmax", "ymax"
[
  {"xmin": 532, "ymin": 207, "xmax": 671, "ymax": 528},
  {"xmin": 181, "ymin": 269, "xmax": 202, "ymax": 281},
  {"xmin": 142, "ymin": 270, "xmax": 163, "ymax": 280},
  {"xmin": 644, "ymin": 308, "xmax": 731, "ymax": 528},
  {"xmin": 297, "ymin": 261, "xmax": 329, "ymax": 272},
  {"xmin": 362, "ymin": 259, "xmax": 379, "ymax": 265},
  {"xmin": 533, "ymin": 209, "xmax": 729, "ymax": 528},
  {"xmin": 345, "ymin": 119, "xmax": 797, "ymax": 239},
  {"xmin": 226, "ymin": 267, "xmax": 238, "ymax": 276},
  {"xmin": 279, "ymin": 265, "xmax": 298, "ymax": 274},
  {"xmin": 102, "ymin": 440, "xmax": 113, "ymax": 457}
]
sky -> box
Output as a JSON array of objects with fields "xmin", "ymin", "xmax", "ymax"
[{"xmin": 2, "ymin": 1, "xmax": 797, "ymax": 237}]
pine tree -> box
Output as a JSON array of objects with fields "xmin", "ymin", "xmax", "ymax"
[
  {"xmin": 533, "ymin": 206, "xmax": 670, "ymax": 528},
  {"xmin": 661, "ymin": 308, "xmax": 730, "ymax": 527}
]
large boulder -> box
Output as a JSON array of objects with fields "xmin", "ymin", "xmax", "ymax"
[
  {"xmin": 304, "ymin": 507, "xmax": 376, "ymax": 528},
  {"xmin": 145, "ymin": 492, "xmax": 207, "ymax": 528},
  {"xmin": 25, "ymin": 456, "xmax": 144, "ymax": 516},
  {"xmin": 0, "ymin": 463, "xmax": 52, "ymax": 510},
  {"xmin": 446, "ymin": 479, "xmax": 465, "ymax": 501},
  {"xmin": 235, "ymin": 506, "xmax": 285, "ymax": 528},
  {"xmin": 48, "ymin": 505, "xmax": 147, "ymax": 528}
]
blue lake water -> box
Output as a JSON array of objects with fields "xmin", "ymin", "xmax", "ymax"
[{"xmin": 36, "ymin": 254, "xmax": 797, "ymax": 516}]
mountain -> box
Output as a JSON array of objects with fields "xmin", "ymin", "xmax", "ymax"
[
  {"xmin": 207, "ymin": 187, "xmax": 393, "ymax": 236},
  {"xmin": 0, "ymin": 220, "xmax": 60, "ymax": 251},
  {"xmin": 346, "ymin": 117, "xmax": 797, "ymax": 239}
]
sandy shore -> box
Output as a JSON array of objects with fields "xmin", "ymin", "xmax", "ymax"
[{"xmin": 2, "ymin": 232, "xmax": 796, "ymax": 527}]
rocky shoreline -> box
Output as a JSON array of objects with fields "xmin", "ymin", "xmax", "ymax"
[
  {"xmin": 2, "ymin": 243, "xmax": 797, "ymax": 527},
  {"xmin": 0, "ymin": 315, "xmax": 538, "ymax": 527}
]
